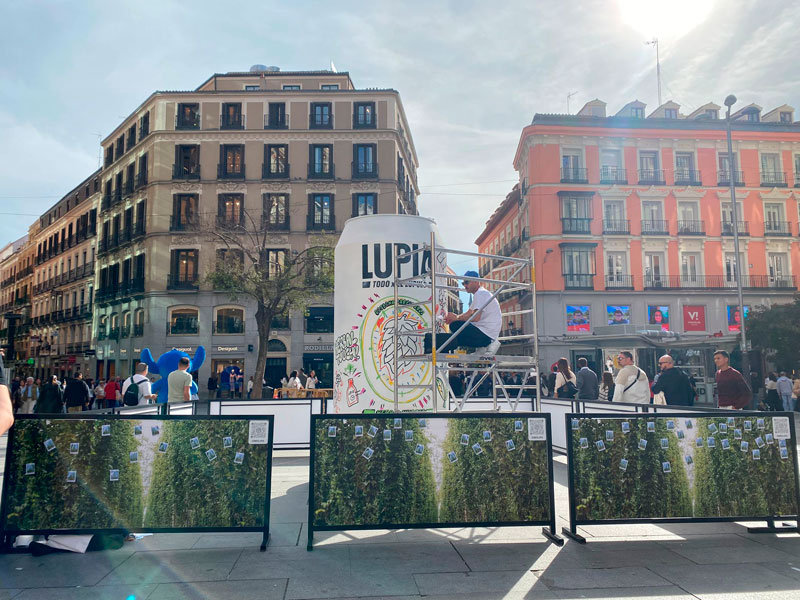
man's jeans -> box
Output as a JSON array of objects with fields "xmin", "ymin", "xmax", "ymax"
[
  {"xmin": 424, "ymin": 321, "xmax": 492, "ymax": 354},
  {"xmin": 781, "ymin": 393, "xmax": 794, "ymax": 412}
]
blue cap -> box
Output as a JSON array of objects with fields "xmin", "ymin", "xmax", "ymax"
[{"xmin": 463, "ymin": 270, "xmax": 479, "ymax": 279}]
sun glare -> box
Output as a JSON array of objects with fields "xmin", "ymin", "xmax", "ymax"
[{"xmin": 617, "ymin": 0, "xmax": 715, "ymax": 40}]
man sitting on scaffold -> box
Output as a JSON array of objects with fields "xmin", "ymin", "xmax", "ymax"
[{"xmin": 424, "ymin": 270, "xmax": 501, "ymax": 358}]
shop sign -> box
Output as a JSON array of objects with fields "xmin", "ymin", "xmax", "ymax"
[
  {"xmin": 683, "ymin": 306, "xmax": 706, "ymax": 332},
  {"xmin": 304, "ymin": 344, "xmax": 333, "ymax": 352},
  {"xmin": 216, "ymin": 346, "xmax": 240, "ymax": 352},
  {"xmin": 172, "ymin": 347, "xmax": 193, "ymax": 353}
]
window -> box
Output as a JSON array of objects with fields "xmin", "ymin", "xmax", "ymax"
[
  {"xmin": 121, "ymin": 311, "xmax": 131, "ymax": 337},
  {"xmin": 761, "ymin": 153, "xmax": 783, "ymax": 184},
  {"xmin": 746, "ymin": 111, "xmax": 759, "ymax": 122},
  {"xmin": 353, "ymin": 144, "xmax": 377, "ymax": 177},
  {"xmin": 764, "ymin": 203, "xmax": 786, "ymax": 234},
  {"xmin": 109, "ymin": 313, "xmax": 120, "ymax": 339},
  {"xmin": 305, "ymin": 307, "xmax": 333, "ymax": 333},
  {"xmin": 768, "ymin": 253, "xmax": 790, "ymax": 286},
  {"xmin": 681, "ymin": 253, "xmax": 702, "ymax": 285},
  {"xmin": 675, "ymin": 152, "xmax": 695, "ymax": 182},
  {"xmin": 265, "ymin": 144, "xmax": 288, "ymax": 176},
  {"xmin": 134, "ymin": 308, "xmax": 145, "ymax": 336},
  {"xmin": 321, "ymin": 84, "xmax": 339, "ymax": 90},
  {"xmin": 591, "ymin": 106, "xmax": 604, "ymax": 117},
  {"xmin": 268, "ymin": 339, "xmax": 287, "ymax": 352},
  {"xmin": 600, "ymin": 149, "xmax": 621, "ymax": 168},
  {"xmin": 169, "ymin": 249, "xmax": 199, "ymax": 287},
  {"xmin": 561, "ymin": 149, "xmax": 583, "ymax": 180},
  {"xmin": 561, "ymin": 245, "xmax": 596, "ymax": 288},
  {"xmin": 309, "ymin": 144, "xmax": 333, "ymax": 177},
  {"xmin": 217, "ymin": 194, "xmax": 244, "ymax": 227},
  {"xmin": 724, "ymin": 252, "xmax": 745, "ymax": 283},
  {"xmin": 606, "ymin": 251, "xmax": 628, "ymax": 285},
  {"xmin": 354, "ymin": 102, "xmax": 376, "ymax": 128},
  {"xmin": 561, "ymin": 195, "xmax": 592, "ymax": 219},
  {"xmin": 221, "ymin": 103, "xmax": 243, "ymax": 129},
  {"xmin": 600, "ymin": 149, "xmax": 624, "ymax": 182},
  {"xmin": 115, "ymin": 135, "xmax": 125, "ymax": 158},
  {"xmin": 104, "ymin": 146, "xmax": 113, "ymax": 167},
  {"xmin": 263, "ymin": 194, "xmax": 288, "ymax": 229},
  {"xmin": 678, "ymin": 202, "xmax": 701, "ymax": 232},
  {"xmin": 172, "ymin": 194, "xmax": 198, "ymax": 230},
  {"xmin": 308, "ymin": 194, "xmax": 334, "ymax": 230},
  {"xmin": 631, "ymin": 107, "xmax": 644, "ymax": 118},
  {"xmin": 639, "ymin": 151, "xmax": 659, "ymax": 171},
  {"xmin": 215, "ymin": 307, "xmax": 244, "ymax": 334},
  {"xmin": 721, "ymin": 201, "xmax": 743, "ymax": 224},
  {"xmin": 169, "ymin": 307, "xmax": 199, "ymax": 335},
  {"xmin": 705, "ymin": 109, "xmax": 718, "ymax": 119},
  {"xmin": 127, "ymin": 125, "xmax": 136, "ymax": 149},
  {"xmin": 266, "ymin": 102, "xmax": 287, "ymax": 128},
  {"xmin": 244, "ymin": 85, "xmax": 260, "ymax": 91},
  {"xmin": 219, "ymin": 144, "xmax": 245, "ymax": 178},
  {"xmin": 780, "ymin": 112, "xmax": 792, "ymax": 123},
  {"xmin": 603, "ymin": 200, "xmax": 625, "ymax": 232},
  {"xmin": 644, "ymin": 252, "xmax": 665, "ymax": 285},
  {"xmin": 353, "ymin": 193, "xmax": 376, "ymax": 216},
  {"xmin": 177, "ymin": 103, "xmax": 200, "ymax": 129},
  {"xmin": 216, "ymin": 248, "xmax": 244, "ymax": 269},
  {"xmin": 139, "ymin": 112, "xmax": 150, "ymax": 138},
  {"xmin": 310, "ymin": 102, "xmax": 332, "ymax": 128},
  {"xmin": 98, "ymin": 315, "xmax": 108, "ymax": 339},
  {"xmin": 174, "ymin": 145, "xmax": 200, "ymax": 179},
  {"xmin": 664, "ymin": 108, "xmax": 677, "ymax": 119},
  {"xmin": 262, "ymin": 249, "xmax": 287, "ymax": 279},
  {"xmin": 137, "ymin": 153, "xmax": 148, "ymax": 187},
  {"xmin": 282, "ymin": 84, "xmax": 301, "ymax": 91},
  {"xmin": 642, "ymin": 201, "xmax": 663, "ymax": 221}
]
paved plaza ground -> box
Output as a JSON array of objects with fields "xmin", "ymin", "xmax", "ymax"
[{"xmin": 1, "ymin": 434, "xmax": 799, "ymax": 599}]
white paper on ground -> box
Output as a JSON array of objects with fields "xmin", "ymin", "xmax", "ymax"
[{"xmin": 43, "ymin": 534, "xmax": 93, "ymax": 553}]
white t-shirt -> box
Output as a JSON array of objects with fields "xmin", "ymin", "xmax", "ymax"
[
  {"xmin": 469, "ymin": 287, "xmax": 501, "ymax": 341},
  {"xmin": 306, "ymin": 376, "xmax": 317, "ymax": 389},
  {"xmin": 122, "ymin": 374, "xmax": 152, "ymax": 405}
]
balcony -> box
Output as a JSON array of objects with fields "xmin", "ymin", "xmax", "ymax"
[
  {"xmin": 638, "ymin": 169, "xmax": 666, "ymax": 185},
  {"xmin": 721, "ymin": 221, "xmax": 750, "ymax": 236},
  {"xmin": 135, "ymin": 171, "xmax": 148, "ymax": 189},
  {"xmin": 560, "ymin": 167, "xmax": 588, "ymax": 184},
  {"xmin": 220, "ymin": 114, "xmax": 244, "ymax": 130},
  {"xmin": 352, "ymin": 161, "xmax": 379, "ymax": 179},
  {"xmin": 108, "ymin": 327, "xmax": 120, "ymax": 341},
  {"xmin": 217, "ymin": 164, "xmax": 245, "ymax": 179},
  {"xmin": 168, "ymin": 321, "xmax": 199, "ymax": 335},
  {"xmin": 262, "ymin": 163, "xmax": 290, "ymax": 179},
  {"xmin": 764, "ymin": 221, "xmax": 792, "ymax": 236},
  {"xmin": 120, "ymin": 227, "xmax": 132, "ymax": 244},
  {"xmin": 641, "ymin": 220, "xmax": 669, "ymax": 235},
  {"xmin": 216, "ymin": 215, "xmax": 245, "ymax": 230},
  {"xmin": 167, "ymin": 273, "xmax": 199, "ymax": 290},
  {"xmin": 306, "ymin": 215, "xmax": 335, "ymax": 231},
  {"xmin": 271, "ymin": 315, "xmax": 290, "ymax": 329},
  {"xmin": 761, "ymin": 171, "xmax": 787, "ymax": 187},
  {"xmin": 176, "ymin": 113, "xmax": 200, "ymax": 130},
  {"xmin": 112, "ymin": 189, "xmax": 123, "ymax": 206},
  {"xmin": 718, "ymin": 170, "xmax": 744, "ymax": 186},
  {"xmin": 605, "ymin": 274, "xmax": 634, "ymax": 290},
  {"xmin": 133, "ymin": 323, "xmax": 144, "ymax": 337},
  {"xmin": 170, "ymin": 215, "xmax": 199, "ymax": 232},
  {"xmin": 674, "ymin": 169, "xmax": 702, "ymax": 186},
  {"xmin": 264, "ymin": 114, "xmax": 288, "ymax": 129},
  {"xmin": 172, "ymin": 164, "xmax": 201, "ymax": 180},
  {"xmin": 308, "ymin": 163, "xmax": 335, "ymax": 180},
  {"xmin": 795, "ymin": 173, "xmax": 800, "ymax": 188},
  {"xmin": 309, "ymin": 114, "xmax": 332, "ymax": 129},
  {"xmin": 677, "ymin": 220, "xmax": 705, "ymax": 235},
  {"xmin": 599, "ymin": 167, "xmax": 627, "ymax": 184},
  {"xmin": 603, "ymin": 219, "xmax": 630, "ymax": 235},
  {"xmin": 121, "ymin": 326, "xmax": 130, "ymax": 338},
  {"xmin": 123, "ymin": 179, "xmax": 134, "ymax": 197},
  {"xmin": 561, "ymin": 217, "xmax": 592, "ymax": 234},
  {"xmin": 102, "ymin": 193, "xmax": 112, "ymax": 211},
  {"xmin": 261, "ymin": 215, "xmax": 290, "ymax": 231},
  {"xmin": 133, "ymin": 220, "xmax": 146, "ymax": 238},
  {"xmin": 213, "ymin": 321, "xmax": 245, "ymax": 335},
  {"xmin": 564, "ymin": 274, "xmax": 594, "ymax": 289}
]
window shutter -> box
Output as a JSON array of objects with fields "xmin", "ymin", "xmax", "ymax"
[
  {"xmin": 174, "ymin": 145, "xmax": 180, "ymax": 172},
  {"xmin": 352, "ymin": 194, "xmax": 358, "ymax": 217},
  {"xmin": 329, "ymin": 194, "xmax": 335, "ymax": 228},
  {"xmin": 219, "ymin": 144, "xmax": 225, "ymax": 173}
]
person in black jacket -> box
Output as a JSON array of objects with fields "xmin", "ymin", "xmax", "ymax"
[
  {"xmin": 64, "ymin": 372, "xmax": 89, "ymax": 413},
  {"xmin": 652, "ymin": 355, "xmax": 694, "ymax": 406},
  {"xmin": 35, "ymin": 375, "xmax": 64, "ymax": 414}
]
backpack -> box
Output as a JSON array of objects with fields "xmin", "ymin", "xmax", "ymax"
[{"xmin": 122, "ymin": 376, "xmax": 140, "ymax": 406}]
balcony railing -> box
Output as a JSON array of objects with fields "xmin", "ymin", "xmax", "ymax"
[
  {"xmin": 605, "ymin": 274, "xmax": 634, "ymax": 289},
  {"xmin": 167, "ymin": 273, "xmax": 199, "ymax": 290},
  {"xmin": 764, "ymin": 221, "xmax": 791, "ymax": 236},
  {"xmin": 172, "ymin": 163, "xmax": 201, "ymax": 180},
  {"xmin": 216, "ymin": 215, "xmax": 245, "ymax": 230},
  {"xmin": 563, "ymin": 274, "xmax": 594, "ymax": 289},
  {"xmin": 603, "ymin": 219, "xmax": 630, "ymax": 234},
  {"xmin": 674, "ymin": 169, "xmax": 702, "ymax": 185},
  {"xmin": 309, "ymin": 113, "xmax": 332, "ymax": 129},
  {"xmin": 176, "ymin": 113, "xmax": 200, "ymax": 130},
  {"xmin": 352, "ymin": 162, "xmax": 378, "ymax": 179},
  {"xmin": 561, "ymin": 217, "xmax": 592, "ymax": 234},
  {"xmin": 638, "ymin": 169, "xmax": 666, "ymax": 185},
  {"xmin": 135, "ymin": 171, "xmax": 148, "ymax": 188},
  {"xmin": 718, "ymin": 170, "xmax": 744, "ymax": 186},
  {"xmin": 217, "ymin": 163, "xmax": 245, "ymax": 179},
  {"xmin": 102, "ymin": 193, "xmax": 112, "ymax": 211},
  {"xmin": 599, "ymin": 167, "xmax": 627, "ymax": 184},
  {"xmin": 560, "ymin": 167, "xmax": 588, "ymax": 183},
  {"xmin": 108, "ymin": 327, "xmax": 120, "ymax": 341},
  {"xmin": 721, "ymin": 221, "xmax": 750, "ymax": 236},
  {"xmin": 262, "ymin": 163, "xmax": 290, "ymax": 179},
  {"xmin": 168, "ymin": 321, "xmax": 199, "ymax": 335},
  {"xmin": 220, "ymin": 114, "xmax": 244, "ymax": 129},
  {"xmin": 795, "ymin": 173, "xmax": 800, "ymax": 188},
  {"xmin": 641, "ymin": 219, "xmax": 669, "ymax": 235},
  {"xmin": 133, "ymin": 323, "xmax": 144, "ymax": 337},
  {"xmin": 170, "ymin": 215, "xmax": 199, "ymax": 232},
  {"xmin": 642, "ymin": 274, "xmax": 797, "ymax": 290},
  {"xmin": 264, "ymin": 114, "xmax": 288, "ymax": 129},
  {"xmin": 306, "ymin": 215, "xmax": 335, "ymax": 231},
  {"xmin": 678, "ymin": 220, "xmax": 705, "ymax": 235},
  {"xmin": 112, "ymin": 189, "xmax": 123, "ymax": 205},
  {"xmin": 261, "ymin": 215, "xmax": 290, "ymax": 231},
  {"xmin": 123, "ymin": 179, "xmax": 134, "ymax": 196},
  {"xmin": 133, "ymin": 220, "xmax": 146, "ymax": 238},
  {"xmin": 212, "ymin": 322, "xmax": 245, "ymax": 335},
  {"xmin": 307, "ymin": 163, "xmax": 335, "ymax": 180},
  {"xmin": 761, "ymin": 171, "xmax": 787, "ymax": 187}
]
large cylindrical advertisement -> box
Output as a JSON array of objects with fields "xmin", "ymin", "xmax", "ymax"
[{"xmin": 333, "ymin": 215, "xmax": 448, "ymax": 413}]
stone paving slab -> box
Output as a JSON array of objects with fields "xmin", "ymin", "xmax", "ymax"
[
  {"xmin": 533, "ymin": 567, "xmax": 671, "ymax": 590},
  {"xmin": 550, "ymin": 586, "xmax": 698, "ymax": 599},
  {"xmin": 0, "ymin": 550, "xmax": 132, "ymax": 589},
  {"xmin": 452, "ymin": 541, "xmax": 554, "ymax": 572},
  {"xmin": 12, "ymin": 585, "xmax": 156, "ymax": 600},
  {"xmin": 227, "ymin": 545, "xmax": 350, "ymax": 581},
  {"xmin": 0, "ymin": 592, "xmax": 20, "ymax": 600},
  {"xmin": 413, "ymin": 571, "xmax": 557, "ymax": 598},
  {"xmin": 648, "ymin": 562, "xmax": 800, "ymax": 598},
  {"xmin": 348, "ymin": 542, "xmax": 468, "ymax": 573},
  {"xmin": 97, "ymin": 548, "xmax": 242, "ymax": 585},
  {"xmin": 149, "ymin": 579, "xmax": 287, "ymax": 599},
  {"xmin": 285, "ymin": 572, "xmax": 419, "ymax": 599},
  {"xmin": 659, "ymin": 534, "xmax": 796, "ymax": 564}
]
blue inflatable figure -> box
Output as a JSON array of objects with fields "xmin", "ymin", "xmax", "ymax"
[{"xmin": 140, "ymin": 347, "xmax": 205, "ymax": 403}]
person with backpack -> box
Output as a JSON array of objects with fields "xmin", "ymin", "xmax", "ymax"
[
  {"xmin": 121, "ymin": 363, "xmax": 155, "ymax": 406},
  {"xmin": 612, "ymin": 351, "xmax": 650, "ymax": 403},
  {"xmin": 554, "ymin": 357, "xmax": 578, "ymax": 399}
]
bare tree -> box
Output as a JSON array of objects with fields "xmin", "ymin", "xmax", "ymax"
[{"xmin": 204, "ymin": 208, "xmax": 334, "ymax": 399}]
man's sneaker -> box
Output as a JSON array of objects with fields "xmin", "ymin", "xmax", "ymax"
[{"xmin": 484, "ymin": 340, "xmax": 501, "ymax": 356}]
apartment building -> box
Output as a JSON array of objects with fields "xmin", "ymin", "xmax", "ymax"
[
  {"xmin": 478, "ymin": 99, "xmax": 800, "ymax": 403},
  {"xmin": 94, "ymin": 66, "xmax": 419, "ymax": 387},
  {"xmin": 0, "ymin": 236, "xmax": 35, "ymax": 371}
]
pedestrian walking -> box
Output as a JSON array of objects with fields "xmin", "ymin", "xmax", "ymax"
[
  {"xmin": 104, "ymin": 377, "xmax": 121, "ymax": 409},
  {"xmin": 64, "ymin": 372, "xmax": 89, "ymax": 413},
  {"xmin": 121, "ymin": 363, "xmax": 155, "ymax": 406},
  {"xmin": 764, "ymin": 372, "xmax": 781, "ymax": 411},
  {"xmin": 714, "ymin": 350, "xmax": 751, "ymax": 410},
  {"xmin": 306, "ymin": 370, "xmax": 318, "ymax": 390},
  {"xmin": 246, "ymin": 376, "xmax": 254, "ymax": 399},
  {"xmin": 34, "ymin": 375, "xmax": 63, "ymax": 414},
  {"xmin": 612, "ymin": 351, "xmax": 650, "ymax": 404},
  {"xmin": 777, "ymin": 371, "xmax": 793, "ymax": 412},
  {"xmin": 575, "ymin": 358, "xmax": 599, "ymax": 399},
  {"xmin": 652, "ymin": 355, "xmax": 694, "ymax": 406},
  {"xmin": 18, "ymin": 377, "xmax": 39, "ymax": 413},
  {"xmin": 554, "ymin": 358, "xmax": 578, "ymax": 399},
  {"xmin": 94, "ymin": 379, "xmax": 106, "ymax": 409},
  {"xmin": 598, "ymin": 371, "xmax": 615, "ymax": 402}
]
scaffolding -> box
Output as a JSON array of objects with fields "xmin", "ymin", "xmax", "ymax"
[{"xmin": 390, "ymin": 232, "xmax": 540, "ymax": 412}]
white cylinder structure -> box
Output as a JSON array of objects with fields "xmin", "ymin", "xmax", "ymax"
[{"xmin": 333, "ymin": 215, "xmax": 448, "ymax": 413}]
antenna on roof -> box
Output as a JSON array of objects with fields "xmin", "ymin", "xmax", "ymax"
[
  {"xmin": 566, "ymin": 91, "xmax": 578, "ymax": 114},
  {"xmin": 92, "ymin": 132, "xmax": 102, "ymax": 168},
  {"xmin": 645, "ymin": 38, "xmax": 662, "ymax": 107}
]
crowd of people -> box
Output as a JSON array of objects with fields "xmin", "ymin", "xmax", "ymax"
[{"xmin": 5, "ymin": 371, "xmax": 142, "ymax": 414}]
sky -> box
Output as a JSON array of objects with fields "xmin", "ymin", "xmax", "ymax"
[{"xmin": 1, "ymin": 0, "xmax": 799, "ymax": 266}]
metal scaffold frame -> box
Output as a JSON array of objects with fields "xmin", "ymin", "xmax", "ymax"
[{"xmin": 390, "ymin": 233, "xmax": 540, "ymax": 413}]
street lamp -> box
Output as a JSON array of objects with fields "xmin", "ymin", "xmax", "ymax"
[{"xmin": 724, "ymin": 94, "xmax": 751, "ymax": 391}]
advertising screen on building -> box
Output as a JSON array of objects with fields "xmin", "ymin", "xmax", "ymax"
[
  {"xmin": 606, "ymin": 305, "xmax": 631, "ymax": 325},
  {"xmin": 566, "ymin": 305, "xmax": 590, "ymax": 332},
  {"xmin": 1, "ymin": 416, "xmax": 273, "ymax": 534},
  {"xmin": 647, "ymin": 305, "xmax": 670, "ymax": 331},
  {"xmin": 683, "ymin": 305, "xmax": 706, "ymax": 332},
  {"xmin": 567, "ymin": 413, "xmax": 798, "ymax": 523},
  {"xmin": 311, "ymin": 414, "xmax": 554, "ymax": 530},
  {"xmin": 727, "ymin": 305, "xmax": 749, "ymax": 332}
]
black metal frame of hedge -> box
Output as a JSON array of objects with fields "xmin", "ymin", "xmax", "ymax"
[
  {"xmin": 562, "ymin": 411, "xmax": 800, "ymax": 544},
  {"xmin": 0, "ymin": 414, "xmax": 274, "ymax": 552},
  {"xmin": 307, "ymin": 411, "xmax": 562, "ymax": 550}
]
